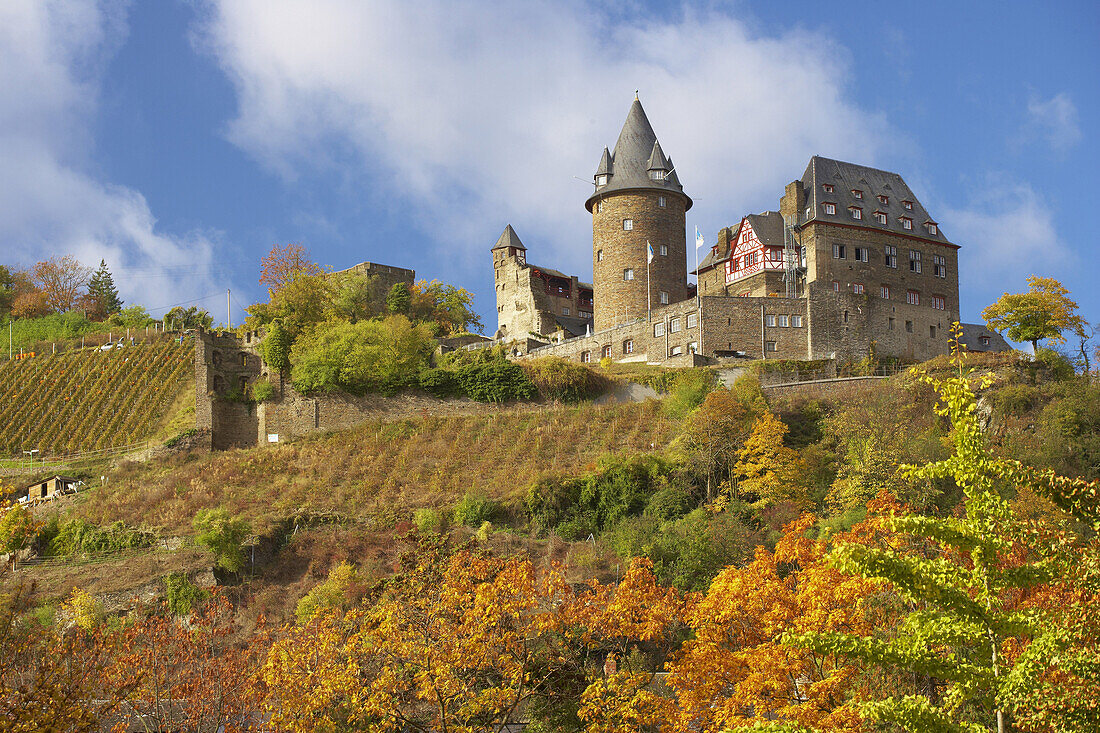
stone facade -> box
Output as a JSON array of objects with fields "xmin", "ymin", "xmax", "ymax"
[
  {"xmin": 329, "ymin": 261, "xmax": 415, "ymax": 295},
  {"xmin": 590, "ymin": 191, "xmax": 689, "ymax": 331},
  {"xmin": 194, "ymin": 329, "xmax": 263, "ymax": 450}
]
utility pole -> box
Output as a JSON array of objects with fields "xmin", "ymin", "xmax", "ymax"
[
  {"xmin": 227, "ymin": 289, "xmax": 232, "ymax": 330},
  {"xmin": 8, "ymin": 320, "xmax": 11, "ymax": 361}
]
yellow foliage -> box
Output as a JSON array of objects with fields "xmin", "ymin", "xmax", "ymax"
[
  {"xmin": 63, "ymin": 588, "xmax": 104, "ymax": 632},
  {"xmin": 733, "ymin": 411, "xmax": 811, "ymax": 508}
]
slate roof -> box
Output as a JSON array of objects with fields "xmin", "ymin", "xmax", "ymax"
[
  {"xmin": 800, "ymin": 156, "xmax": 955, "ymax": 247},
  {"xmin": 692, "ymin": 222, "xmax": 741, "ymax": 275},
  {"xmin": 958, "ymin": 323, "xmax": 1013, "ymax": 353},
  {"xmin": 745, "ymin": 211, "xmax": 784, "ymax": 247},
  {"xmin": 492, "ymin": 224, "xmax": 526, "ymax": 251},
  {"xmin": 554, "ymin": 314, "xmax": 595, "ymax": 338},
  {"xmin": 586, "ymin": 98, "xmax": 692, "ymax": 212}
]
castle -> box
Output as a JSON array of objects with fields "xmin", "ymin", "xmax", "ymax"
[{"xmin": 493, "ymin": 97, "xmax": 977, "ymax": 365}]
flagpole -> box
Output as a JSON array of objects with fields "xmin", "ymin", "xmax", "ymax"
[{"xmin": 646, "ymin": 239, "xmax": 652, "ymax": 321}]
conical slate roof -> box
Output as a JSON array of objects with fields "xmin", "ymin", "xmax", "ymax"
[
  {"xmin": 596, "ymin": 147, "xmax": 613, "ymax": 176},
  {"xmin": 646, "ymin": 141, "xmax": 668, "ymax": 171},
  {"xmin": 491, "ymin": 224, "xmax": 526, "ymax": 251},
  {"xmin": 585, "ymin": 97, "xmax": 691, "ymax": 211}
]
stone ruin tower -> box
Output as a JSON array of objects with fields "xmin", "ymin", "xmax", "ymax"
[{"xmin": 586, "ymin": 96, "xmax": 692, "ymax": 332}]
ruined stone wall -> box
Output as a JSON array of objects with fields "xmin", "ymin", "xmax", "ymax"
[
  {"xmin": 194, "ymin": 329, "xmax": 263, "ymax": 450},
  {"xmin": 330, "ymin": 262, "xmax": 416, "ymax": 295}
]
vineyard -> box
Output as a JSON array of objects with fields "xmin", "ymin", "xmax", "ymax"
[{"xmin": 0, "ymin": 338, "xmax": 193, "ymax": 457}]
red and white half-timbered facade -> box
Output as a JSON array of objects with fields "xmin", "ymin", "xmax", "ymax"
[{"xmin": 724, "ymin": 217, "xmax": 784, "ymax": 285}]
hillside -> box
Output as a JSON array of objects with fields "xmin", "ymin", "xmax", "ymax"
[{"xmin": 0, "ymin": 338, "xmax": 193, "ymax": 458}]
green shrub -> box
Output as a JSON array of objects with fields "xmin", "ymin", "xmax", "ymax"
[
  {"xmin": 0, "ymin": 503, "xmax": 37, "ymax": 553},
  {"xmin": 521, "ymin": 357, "xmax": 606, "ymax": 403},
  {"xmin": 1034, "ymin": 347, "xmax": 1075, "ymax": 381},
  {"xmin": 250, "ymin": 377, "xmax": 276, "ymax": 402},
  {"xmin": 164, "ymin": 572, "xmax": 209, "ymax": 616},
  {"xmin": 258, "ymin": 320, "xmax": 293, "ymax": 372},
  {"xmin": 663, "ymin": 369, "xmax": 715, "ymax": 418},
  {"xmin": 453, "ymin": 492, "xmax": 500, "ymax": 527},
  {"xmin": 193, "ymin": 508, "xmax": 251, "ymax": 573},
  {"xmin": 414, "ymin": 507, "xmax": 449, "ymax": 534},
  {"xmin": 164, "ymin": 427, "xmax": 199, "ymax": 448},
  {"xmin": 296, "ymin": 561, "xmax": 361, "ymax": 623},
  {"xmin": 457, "ymin": 358, "xmax": 537, "ymax": 402},
  {"xmin": 991, "ymin": 384, "xmax": 1040, "ymax": 417},
  {"xmin": 418, "ymin": 368, "xmax": 460, "ymax": 398},
  {"xmin": 524, "ymin": 474, "xmax": 585, "ymax": 534},
  {"xmin": 645, "ymin": 485, "xmax": 695, "ymax": 521},
  {"xmin": 47, "ymin": 518, "xmax": 154, "ymax": 557}
]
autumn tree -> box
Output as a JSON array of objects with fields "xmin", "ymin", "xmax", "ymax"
[
  {"xmin": 793, "ymin": 334, "xmax": 1061, "ymax": 732},
  {"xmin": 193, "ymin": 508, "xmax": 251, "ymax": 573},
  {"xmin": 32, "ymin": 255, "xmax": 91, "ymax": 313},
  {"xmin": 409, "ymin": 279, "xmax": 483, "ymax": 335},
  {"xmin": 982, "ymin": 275, "xmax": 1086, "ymax": 353},
  {"xmin": 259, "ymin": 243, "xmax": 323, "ymax": 294},
  {"xmin": 732, "ymin": 411, "xmax": 811, "ymax": 508},
  {"xmin": 679, "ymin": 387, "xmax": 758, "ymax": 501}
]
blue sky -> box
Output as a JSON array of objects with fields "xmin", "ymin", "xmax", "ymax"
[{"xmin": 2, "ymin": 1, "xmax": 1097, "ymax": 346}]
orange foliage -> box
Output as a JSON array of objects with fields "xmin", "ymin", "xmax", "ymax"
[{"xmin": 259, "ymin": 243, "xmax": 323, "ymax": 293}]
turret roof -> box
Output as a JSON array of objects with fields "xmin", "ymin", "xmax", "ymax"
[
  {"xmin": 491, "ymin": 224, "xmax": 526, "ymax": 251},
  {"xmin": 586, "ymin": 98, "xmax": 691, "ymax": 211}
]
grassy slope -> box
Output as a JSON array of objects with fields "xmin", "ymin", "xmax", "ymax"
[{"xmin": 74, "ymin": 400, "xmax": 678, "ymax": 535}]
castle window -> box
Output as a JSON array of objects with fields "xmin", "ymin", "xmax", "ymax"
[
  {"xmin": 933, "ymin": 254, "xmax": 947, "ymax": 278},
  {"xmin": 688, "ymin": 341, "xmax": 698, "ymax": 353},
  {"xmin": 878, "ymin": 194, "xmax": 889, "ymax": 205},
  {"xmin": 833, "ymin": 243, "xmax": 846, "ymax": 259},
  {"xmin": 909, "ymin": 250, "xmax": 922, "ymax": 273},
  {"xmin": 766, "ymin": 314, "xmax": 776, "ymax": 327},
  {"xmin": 658, "ymin": 195, "xmax": 666, "ymax": 207},
  {"xmin": 686, "ymin": 312, "xmax": 698, "ymax": 328},
  {"xmin": 926, "ymin": 222, "xmax": 938, "ymax": 235},
  {"xmin": 823, "ymin": 202, "xmax": 836, "ymax": 215},
  {"xmin": 581, "ymin": 351, "xmax": 591, "ymax": 363},
  {"xmin": 843, "ymin": 310, "xmax": 850, "ymax": 324},
  {"xmin": 602, "ymin": 345, "xmax": 612, "ymax": 358},
  {"xmin": 660, "ymin": 244, "xmax": 668, "ymax": 256},
  {"xmin": 854, "ymin": 246, "xmax": 869, "ymax": 262},
  {"xmin": 239, "ymin": 376, "xmax": 249, "ymax": 392},
  {"xmin": 906, "ymin": 320, "xmax": 914, "ymax": 333},
  {"xmin": 623, "ymin": 268, "xmax": 634, "ymax": 281},
  {"xmin": 649, "ymin": 170, "xmax": 666, "ymax": 181},
  {"xmin": 907, "ymin": 290, "xmax": 920, "ymax": 306},
  {"xmin": 822, "ymin": 183, "xmax": 834, "ymax": 193},
  {"xmin": 800, "ymin": 246, "xmax": 806, "ymax": 268},
  {"xmin": 930, "ymin": 325, "xmax": 937, "ymax": 338},
  {"xmin": 888, "ymin": 317, "xmax": 895, "ymax": 330},
  {"xmin": 654, "ymin": 322, "xmax": 665, "ymax": 337},
  {"xmin": 832, "ymin": 280, "xmax": 840, "ymax": 292},
  {"xmin": 901, "ymin": 217, "xmax": 913, "ymax": 230},
  {"xmin": 853, "ymin": 283, "xmax": 865, "ymax": 295},
  {"xmin": 873, "ymin": 211, "xmax": 887, "ymax": 225},
  {"xmin": 852, "ymin": 189, "xmax": 863, "ymax": 199},
  {"xmin": 596, "ymin": 175, "xmax": 608, "ymax": 186},
  {"xmin": 778, "ymin": 314, "xmax": 789, "ymax": 327},
  {"xmin": 596, "ymin": 201, "xmax": 604, "ymax": 213},
  {"xmin": 563, "ymin": 307, "xmax": 570, "ymax": 316},
  {"xmin": 791, "ymin": 315, "xmax": 803, "ymax": 327},
  {"xmin": 623, "ymin": 339, "xmax": 634, "ymax": 354},
  {"xmin": 902, "ymin": 200, "xmax": 913, "ymax": 210},
  {"xmin": 670, "ymin": 345, "xmax": 683, "ymax": 356},
  {"xmin": 931, "ymin": 295, "xmax": 945, "ymax": 310},
  {"xmin": 849, "ymin": 206, "xmax": 862, "ymax": 220},
  {"xmin": 765, "ymin": 341, "xmax": 778, "ymax": 352},
  {"xmin": 240, "ymin": 353, "xmax": 247, "ymax": 366},
  {"xmin": 659, "ymin": 291, "xmax": 669, "ymax": 305},
  {"xmin": 670, "ymin": 317, "xmax": 682, "ymax": 333},
  {"xmin": 623, "ymin": 218, "xmax": 633, "ymax": 231},
  {"xmin": 597, "ymin": 249, "xmax": 603, "ymax": 261},
  {"xmin": 881, "ymin": 284, "xmax": 890, "ymax": 299},
  {"xmin": 885, "ymin": 245, "xmax": 897, "ymax": 268}
]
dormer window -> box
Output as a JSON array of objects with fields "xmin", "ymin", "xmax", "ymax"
[
  {"xmin": 900, "ymin": 217, "xmax": 912, "ymax": 230},
  {"xmin": 852, "ymin": 189, "xmax": 863, "ymax": 199},
  {"xmin": 873, "ymin": 211, "xmax": 886, "ymax": 225},
  {"xmin": 649, "ymin": 170, "xmax": 666, "ymax": 181},
  {"xmin": 596, "ymin": 174, "xmax": 609, "ymax": 186},
  {"xmin": 878, "ymin": 195, "xmax": 889, "ymax": 205},
  {"xmin": 822, "ymin": 183, "xmax": 834, "ymax": 193},
  {"xmin": 849, "ymin": 206, "xmax": 862, "ymax": 220},
  {"xmin": 902, "ymin": 200, "xmax": 913, "ymax": 210},
  {"xmin": 925, "ymin": 222, "xmax": 938, "ymax": 235},
  {"xmin": 823, "ymin": 202, "xmax": 836, "ymax": 215}
]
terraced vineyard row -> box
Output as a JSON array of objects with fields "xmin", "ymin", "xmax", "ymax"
[{"xmin": 0, "ymin": 339, "xmax": 193, "ymax": 457}]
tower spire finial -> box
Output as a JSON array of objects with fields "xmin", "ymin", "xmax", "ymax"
[{"xmin": 634, "ymin": 90, "xmax": 639, "ymax": 100}]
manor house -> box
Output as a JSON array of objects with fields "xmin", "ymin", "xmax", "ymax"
[{"xmin": 493, "ymin": 97, "xmax": 974, "ymax": 366}]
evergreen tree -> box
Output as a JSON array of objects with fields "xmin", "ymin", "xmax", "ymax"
[
  {"xmin": 386, "ymin": 281, "xmax": 411, "ymax": 314},
  {"xmin": 87, "ymin": 259, "xmax": 122, "ymax": 315}
]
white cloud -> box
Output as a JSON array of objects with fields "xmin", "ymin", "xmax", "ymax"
[
  {"xmin": 0, "ymin": 0, "xmax": 219, "ymax": 314},
  {"xmin": 199, "ymin": 0, "xmax": 894, "ymax": 280},
  {"xmin": 941, "ymin": 177, "xmax": 1071, "ymax": 309},
  {"xmin": 1024, "ymin": 92, "xmax": 1081, "ymax": 152}
]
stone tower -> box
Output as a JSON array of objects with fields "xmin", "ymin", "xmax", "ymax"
[{"xmin": 586, "ymin": 97, "xmax": 692, "ymax": 332}]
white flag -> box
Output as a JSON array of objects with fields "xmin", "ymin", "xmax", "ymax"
[
  {"xmin": 647, "ymin": 240, "xmax": 654, "ymax": 263},
  {"xmin": 695, "ymin": 226, "xmax": 705, "ymax": 249}
]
